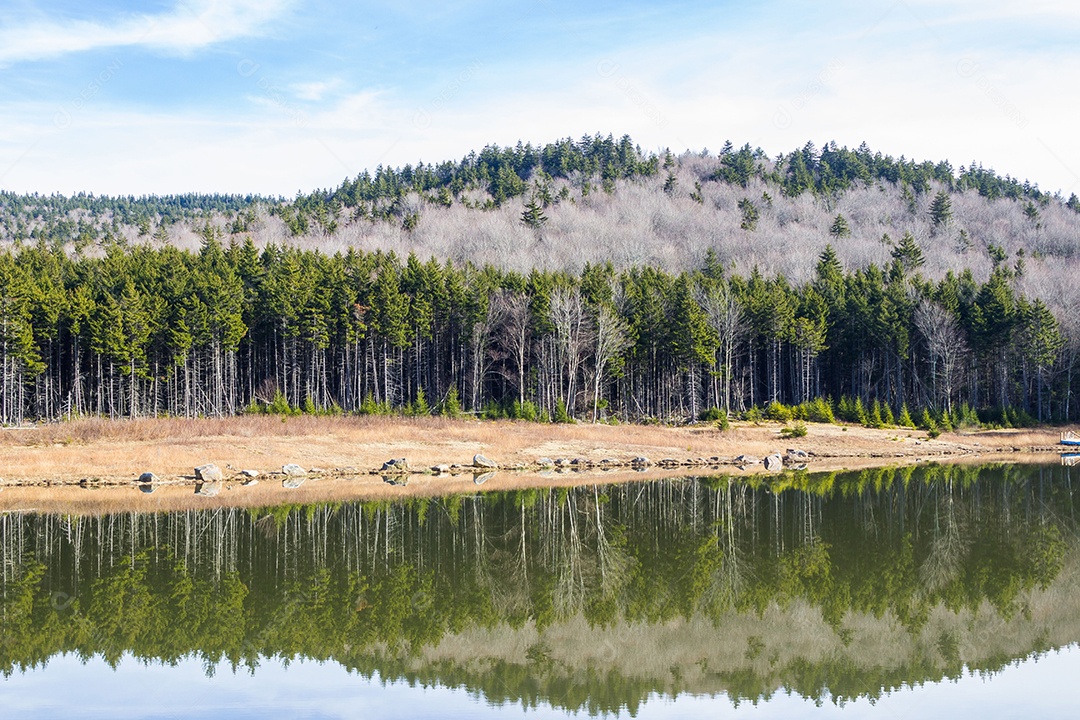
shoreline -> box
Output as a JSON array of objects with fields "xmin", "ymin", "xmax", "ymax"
[{"xmin": 1, "ymin": 415, "xmax": 1072, "ymax": 514}]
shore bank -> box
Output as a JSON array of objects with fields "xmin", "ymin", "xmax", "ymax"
[{"xmin": 0, "ymin": 416, "xmax": 1070, "ymax": 514}]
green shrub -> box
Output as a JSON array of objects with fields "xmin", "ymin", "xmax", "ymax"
[
  {"xmin": 765, "ymin": 400, "xmax": 794, "ymax": 423},
  {"xmin": 898, "ymin": 403, "xmax": 915, "ymax": 428},
  {"xmin": 439, "ymin": 386, "xmax": 462, "ymax": 418},
  {"xmin": 780, "ymin": 420, "xmax": 808, "ymax": 438}
]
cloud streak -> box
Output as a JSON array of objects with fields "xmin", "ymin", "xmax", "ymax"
[{"xmin": 0, "ymin": 0, "xmax": 292, "ymax": 65}]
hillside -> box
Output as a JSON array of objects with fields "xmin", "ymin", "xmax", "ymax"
[
  {"xmin": 2, "ymin": 136, "xmax": 1079, "ymax": 427},
  {"xmin": 2, "ymin": 136, "xmax": 1078, "ymax": 314}
]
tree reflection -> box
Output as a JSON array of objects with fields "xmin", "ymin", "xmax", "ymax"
[{"xmin": 1, "ymin": 462, "xmax": 1078, "ymax": 712}]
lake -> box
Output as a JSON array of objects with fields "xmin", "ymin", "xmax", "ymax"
[{"xmin": 2, "ymin": 461, "xmax": 1078, "ymax": 718}]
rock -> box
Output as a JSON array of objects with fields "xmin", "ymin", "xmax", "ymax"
[
  {"xmin": 240, "ymin": 469, "xmax": 259, "ymax": 478},
  {"xmin": 764, "ymin": 454, "xmax": 784, "ymax": 471},
  {"xmin": 787, "ymin": 449, "xmax": 809, "ymax": 460},
  {"xmin": 537, "ymin": 457, "xmax": 555, "ymax": 467},
  {"xmin": 194, "ymin": 482, "xmax": 221, "ymax": 497},
  {"xmin": 282, "ymin": 477, "xmax": 306, "ymax": 489},
  {"xmin": 309, "ymin": 467, "xmax": 325, "ymax": 474},
  {"xmin": 381, "ymin": 458, "xmax": 408, "ymax": 472},
  {"xmin": 554, "ymin": 458, "xmax": 571, "ymax": 467},
  {"xmin": 431, "ymin": 464, "xmax": 451, "ymax": 475},
  {"xmin": 473, "ymin": 454, "xmax": 498, "ymax": 468},
  {"xmin": 282, "ymin": 463, "xmax": 307, "ymax": 477},
  {"xmin": 474, "ymin": 471, "xmax": 497, "ymax": 485},
  {"xmin": 631, "ymin": 456, "xmax": 651, "ymax": 466},
  {"xmin": 194, "ymin": 464, "xmax": 222, "ymax": 482},
  {"xmin": 138, "ymin": 472, "xmax": 157, "ymax": 484},
  {"xmin": 734, "ymin": 455, "xmax": 759, "ymax": 466}
]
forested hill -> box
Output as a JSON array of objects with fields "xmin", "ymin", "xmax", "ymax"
[
  {"xmin": 1, "ymin": 136, "xmax": 1079, "ymax": 426},
  {"xmin": 2, "ymin": 135, "xmax": 1078, "ymax": 302}
]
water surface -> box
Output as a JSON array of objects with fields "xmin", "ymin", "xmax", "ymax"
[{"xmin": 2, "ymin": 462, "xmax": 1078, "ymax": 717}]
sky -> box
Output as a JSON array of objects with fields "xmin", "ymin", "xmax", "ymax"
[{"xmin": 0, "ymin": 0, "xmax": 1078, "ymax": 198}]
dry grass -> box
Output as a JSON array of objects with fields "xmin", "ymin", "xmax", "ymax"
[{"xmin": 0, "ymin": 416, "xmax": 1067, "ymax": 514}]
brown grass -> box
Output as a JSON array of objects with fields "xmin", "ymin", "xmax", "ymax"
[{"xmin": 0, "ymin": 416, "xmax": 1068, "ymax": 515}]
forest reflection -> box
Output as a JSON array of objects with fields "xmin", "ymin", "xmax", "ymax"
[{"xmin": 2, "ymin": 462, "xmax": 1078, "ymax": 714}]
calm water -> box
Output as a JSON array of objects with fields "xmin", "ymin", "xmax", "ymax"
[{"xmin": 2, "ymin": 462, "xmax": 1079, "ymax": 718}]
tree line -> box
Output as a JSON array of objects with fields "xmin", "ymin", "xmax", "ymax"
[{"xmin": 0, "ymin": 231, "xmax": 1075, "ymax": 426}]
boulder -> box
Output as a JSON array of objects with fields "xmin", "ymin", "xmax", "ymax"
[
  {"xmin": 282, "ymin": 463, "xmax": 307, "ymax": 477},
  {"xmin": 786, "ymin": 449, "xmax": 809, "ymax": 460},
  {"xmin": 138, "ymin": 472, "xmax": 157, "ymax": 484},
  {"xmin": 537, "ymin": 457, "xmax": 555, "ymax": 467},
  {"xmin": 194, "ymin": 464, "xmax": 222, "ymax": 483},
  {"xmin": 631, "ymin": 456, "xmax": 651, "ymax": 466},
  {"xmin": 473, "ymin": 454, "xmax": 498, "ymax": 468},
  {"xmin": 431, "ymin": 464, "xmax": 451, "ymax": 475},
  {"xmin": 474, "ymin": 471, "xmax": 497, "ymax": 485},
  {"xmin": 240, "ymin": 469, "xmax": 259, "ymax": 478},
  {"xmin": 734, "ymin": 455, "xmax": 759, "ymax": 466},
  {"xmin": 764, "ymin": 454, "xmax": 784, "ymax": 471},
  {"xmin": 381, "ymin": 458, "xmax": 408, "ymax": 472},
  {"xmin": 554, "ymin": 458, "xmax": 571, "ymax": 467}
]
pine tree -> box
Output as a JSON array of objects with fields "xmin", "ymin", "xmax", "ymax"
[
  {"xmin": 829, "ymin": 214, "xmax": 851, "ymax": 239},
  {"xmin": 929, "ymin": 190, "xmax": 952, "ymax": 228}
]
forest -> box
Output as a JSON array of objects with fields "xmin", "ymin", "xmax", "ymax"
[{"xmin": 1, "ymin": 135, "xmax": 1078, "ymax": 425}]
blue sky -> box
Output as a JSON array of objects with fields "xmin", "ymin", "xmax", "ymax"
[{"xmin": 1, "ymin": 0, "xmax": 1078, "ymax": 197}]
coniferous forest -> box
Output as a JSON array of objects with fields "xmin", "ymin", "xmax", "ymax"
[{"xmin": 0, "ymin": 135, "xmax": 1077, "ymax": 425}]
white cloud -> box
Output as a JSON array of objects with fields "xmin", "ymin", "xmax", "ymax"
[
  {"xmin": 291, "ymin": 80, "xmax": 342, "ymax": 102},
  {"xmin": 0, "ymin": 0, "xmax": 293, "ymax": 65}
]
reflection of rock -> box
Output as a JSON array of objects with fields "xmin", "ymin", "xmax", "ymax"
[
  {"xmin": 138, "ymin": 483, "xmax": 155, "ymax": 494},
  {"xmin": 194, "ymin": 482, "xmax": 221, "ymax": 497},
  {"xmin": 473, "ymin": 454, "xmax": 498, "ymax": 468},
  {"xmin": 631, "ymin": 456, "xmax": 651, "ymax": 467},
  {"xmin": 282, "ymin": 463, "xmax": 307, "ymax": 477},
  {"xmin": 381, "ymin": 458, "xmax": 408, "ymax": 472},
  {"xmin": 474, "ymin": 471, "xmax": 497, "ymax": 485},
  {"xmin": 241, "ymin": 478, "xmax": 259, "ymax": 487},
  {"xmin": 383, "ymin": 475, "xmax": 408, "ymax": 486},
  {"xmin": 194, "ymin": 464, "xmax": 222, "ymax": 482},
  {"xmin": 764, "ymin": 454, "xmax": 783, "ymax": 471},
  {"xmin": 282, "ymin": 477, "xmax": 306, "ymax": 489}
]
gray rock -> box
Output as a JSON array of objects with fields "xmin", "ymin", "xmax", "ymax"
[
  {"xmin": 764, "ymin": 454, "xmax": 784, "ymax": 471},
  {"xmin": 473, "ymin": 454, "xmax": 498, "ymax": 468},
  {"xmin": 194, "ymin": 464, "xmax": 222, "ymax": 482},
  {"xmin": 473, "ymin": 471, "xmax": 497, "ymax": 485},
  {"xmin": 734, "ymin": 455, "xmax": 760, "ymax": 466},
  {"xmin": 432, "ymin": 464, "xmax": 451, "ymax": 475},
  {"xmin": 554, "ymin": 458, "xmax": 571, "ymax": 467},
  {"xmin": 240, "ymin": 469, "xmax": 259, "ymax": 478},
  {"xmin": 786, "ymin": 449, "xmax": 809, "ymax": 460},
  {"xmin": 537, "ymin": 457, "xmax": 555, "ymax": 467},
  {"xmin": 631, "ymin": 456, "xmax": 651, "ymax": 466},
  {"xmin": 138, "ymin": 472, "xmax": 157, "ymax": 484},
  {"xmin": 282, "ymin": 463, "xmax": 307, "ymax": 477},
  {"xmin": 381, "ymin": 458, "xmax": 409, "ymax": 472}
]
